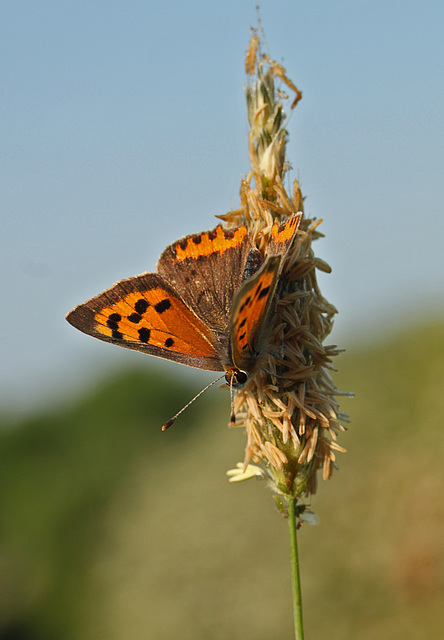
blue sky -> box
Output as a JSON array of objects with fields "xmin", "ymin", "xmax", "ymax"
[{"xmin": 2, "ymin": 1, "xmax": 443, "ymax": 411}]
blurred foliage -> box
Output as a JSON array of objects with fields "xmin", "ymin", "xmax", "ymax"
[{"xmin": 1, "ymin": 320, "xmax": 444, "ymax": 639}]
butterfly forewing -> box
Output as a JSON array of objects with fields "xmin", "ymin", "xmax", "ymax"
[
  {"xmin": 230, "ymin": 255, "xmax": 282, "ymax": 372},
  {"xmin": 229, "ymin": 214, "xmax": 301, "ymax": 372},
  {"xmin": 266, "ymin": 213, "xmax": 302, "ymax": 257},
  {"xmin": 66, "ymin": 273, "xmax": 223, "ymax": 371}
]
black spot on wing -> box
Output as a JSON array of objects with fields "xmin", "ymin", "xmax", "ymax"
[
  {"xmin": 257, "ymin": 285, "xmax": 270, "ymax": 300},
  {"xmin": 239, "ymin": 296, "xmax": 251, "ymax": 313},
  {"xmin": 107, "ymin": 313, "xmax": 121, "ymax": 328},
  {"xmin": 138, "ymin": 328, "xmax": 151, "ymax": 343},
  {"xmin": 106, "ymin": 314, "xmax": 123, "ymax": 340},
  {"xmin": 155, "ymin": 299, "xmax": 171, "ymax": 314},
  {"xmin": 135, "ymin": 299, "xmax": 149, "ymax": 314}
]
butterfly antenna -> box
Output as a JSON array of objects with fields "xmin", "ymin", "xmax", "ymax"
[{"xmin": 162, "ymin": 374, "xmax": 226, "ymax": 431}]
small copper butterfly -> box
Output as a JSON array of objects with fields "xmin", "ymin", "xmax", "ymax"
[{"xmin": 67, "ymin": 213, "xmax": 301, "ymax": 425}]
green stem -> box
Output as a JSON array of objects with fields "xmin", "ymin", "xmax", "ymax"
[{"xmin": 287, "ymin": 497, "xmax": 304, "ymax": 640}]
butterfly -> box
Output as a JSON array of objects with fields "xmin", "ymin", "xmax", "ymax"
[{"xmin": 66, "ymin": 213, "xmax": 301, "ymax": 426}]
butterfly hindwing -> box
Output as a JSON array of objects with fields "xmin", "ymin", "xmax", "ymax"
[
  {"xmin": 157, "ymin": 224, "xmax": 254, "ymax": 333},
  {"xmin": 66, "ymin": 273, "xmax": 223, "ymax": 371}
]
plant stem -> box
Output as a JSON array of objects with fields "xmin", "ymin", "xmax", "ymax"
[{"xmin": 287, "ymin": 497, "xmax": 304, "ymax": 640}]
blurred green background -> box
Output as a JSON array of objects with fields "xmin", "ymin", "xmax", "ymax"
[{"xmin": 1, "ymin": 319, "xmax": 443, "ymax": 639}]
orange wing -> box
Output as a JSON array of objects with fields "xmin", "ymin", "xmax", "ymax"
[
  {"xmin": 230, "ymin": 255, "xmax": 281, "ymax": 373},
  {"xmin": 66, "ymin": 273, "xmax": 224, "ymax": 371},
  {"xmin": 266, "ymin": 213, "xmax": 302, "ymax": 256},
  {"xmin": 229, "ymin": 214, "xmax": 302, "ymax": 373}
]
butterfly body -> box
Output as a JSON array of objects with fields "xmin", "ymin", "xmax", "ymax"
[{"xmin": 67, "ymin": 214, "xmax": 301, "ymax": 387}]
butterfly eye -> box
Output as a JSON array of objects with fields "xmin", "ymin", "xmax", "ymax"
[
  {"xmin": 225, "ymin": 369, "xmax": 249, "ymax": 388},
  {"xmin": 235, "ymin": 370, "xmax": 248, "ymax": 386}
]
